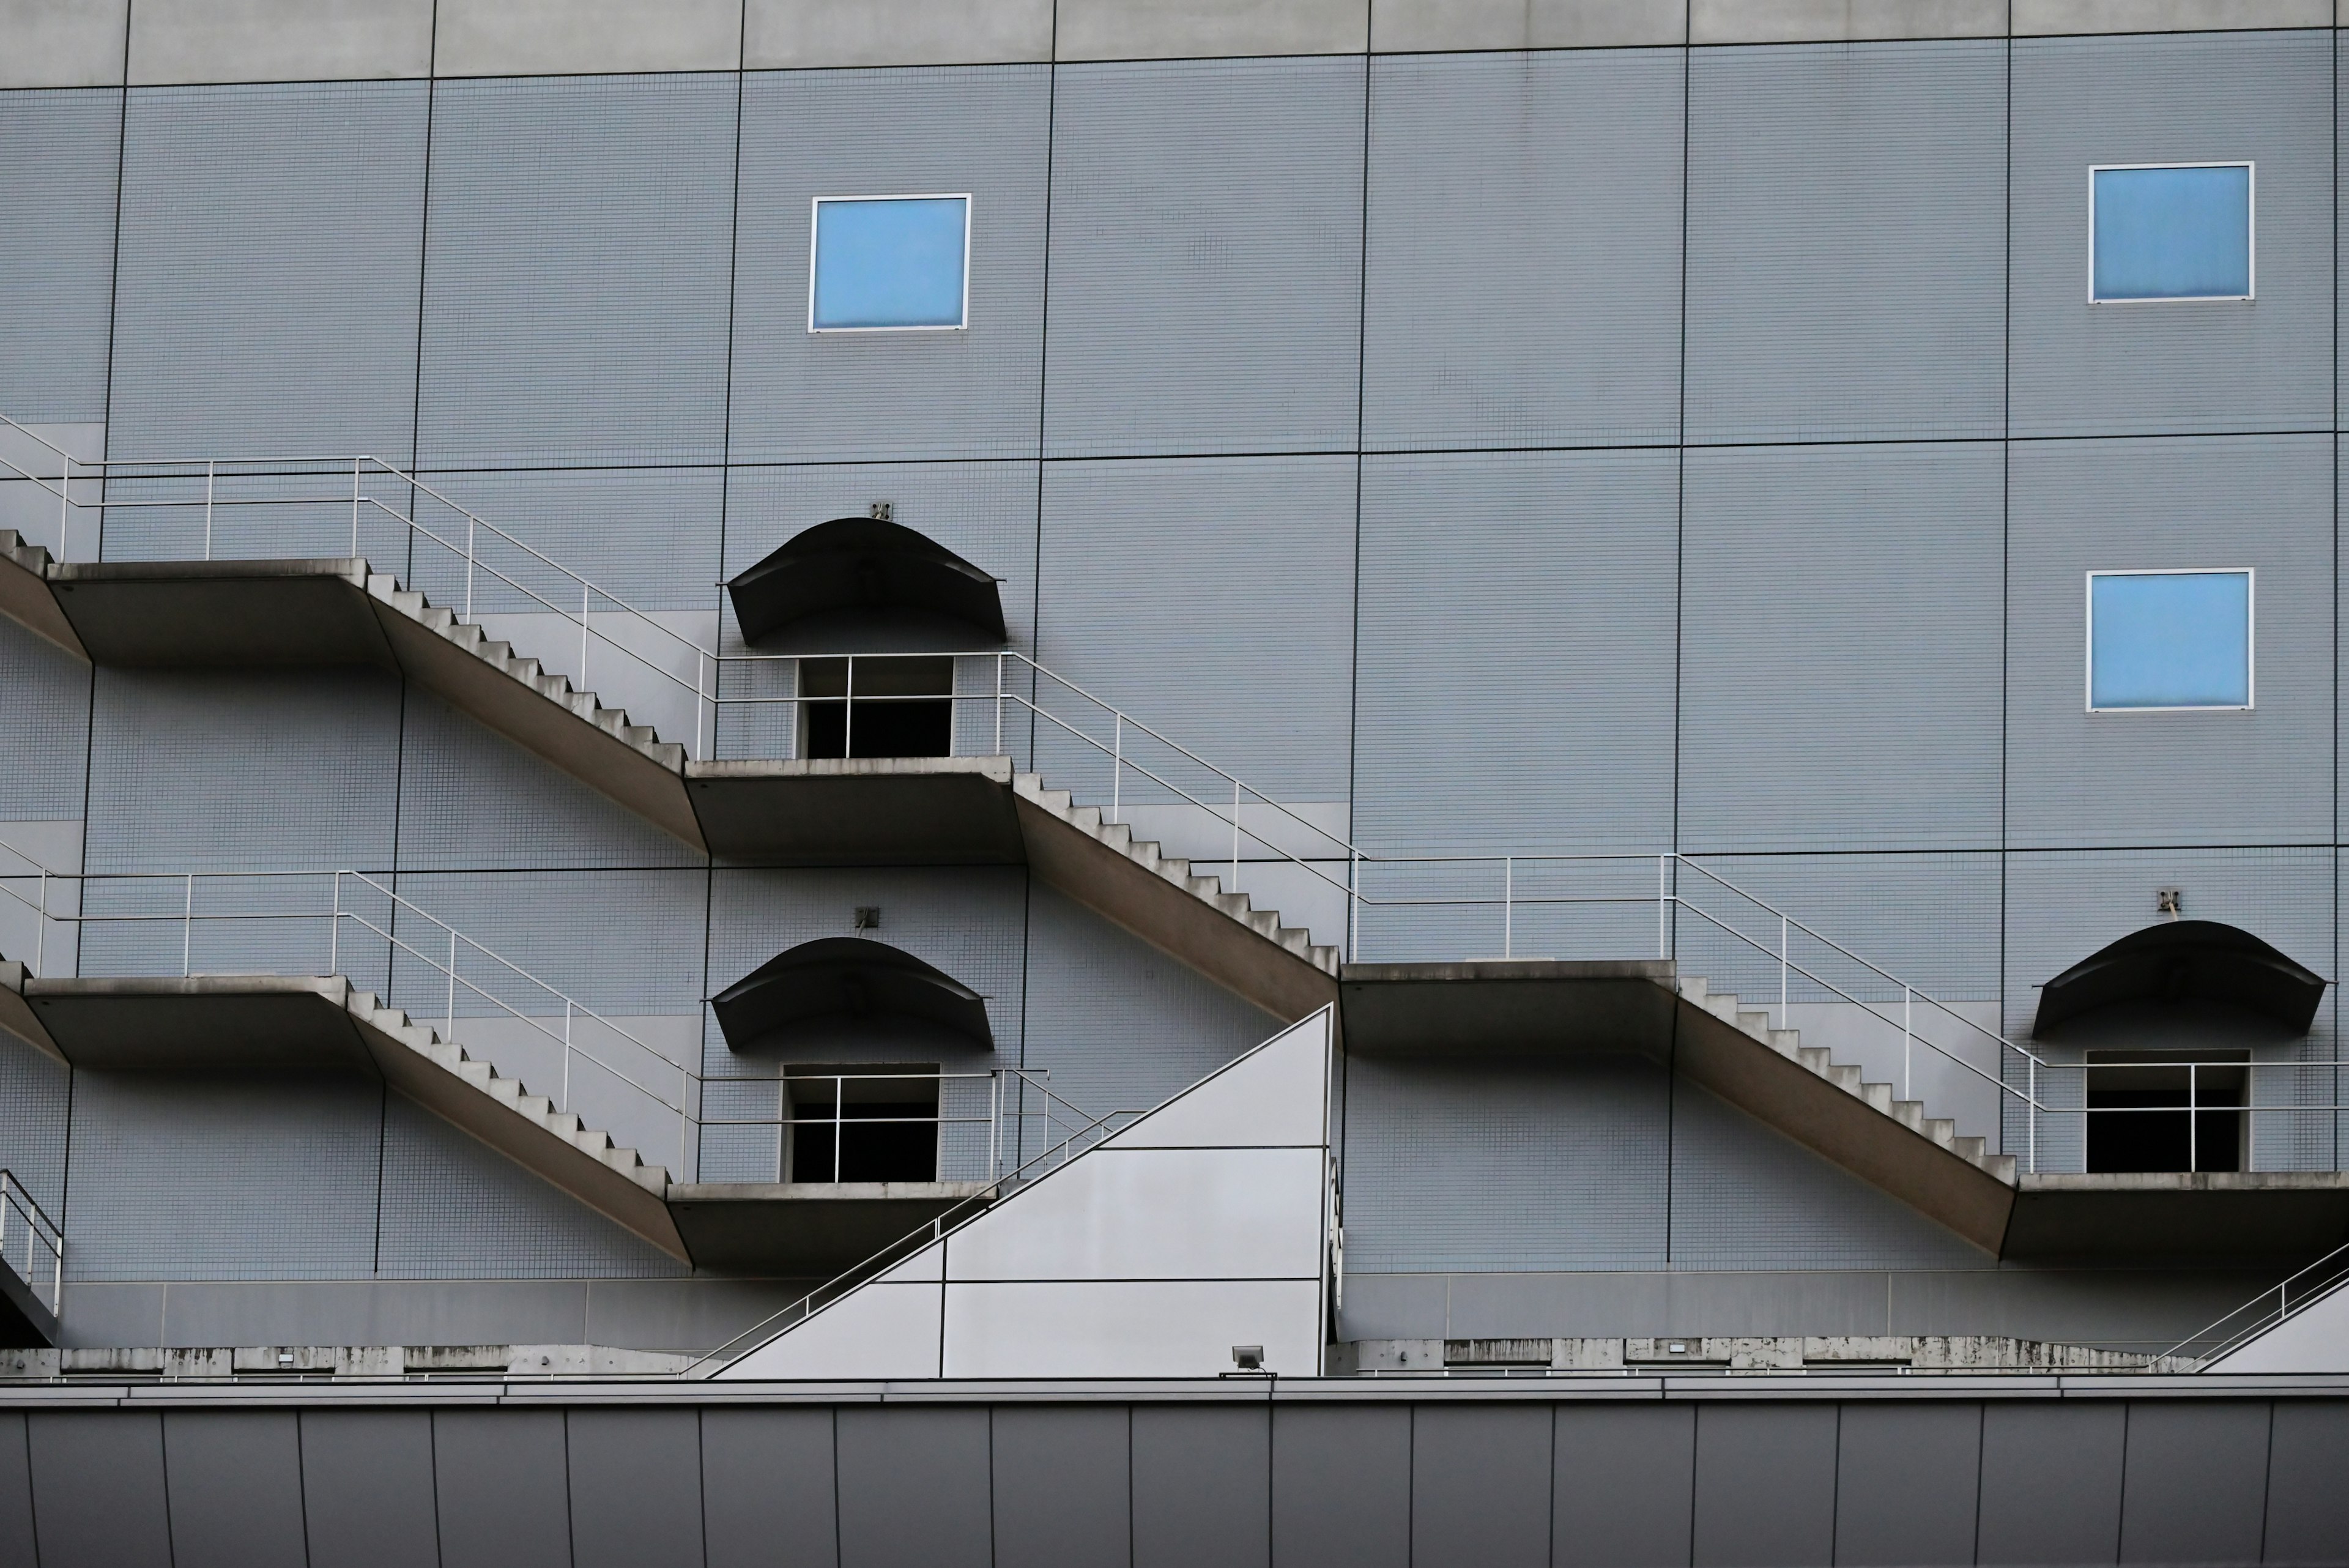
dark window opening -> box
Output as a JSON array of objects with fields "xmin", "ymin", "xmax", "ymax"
[
  {"xmin": 787, "ymin": 1066, "xmax": 939, "ymax": 1183},
  {"xmin": 2084, "ymin": 1052, "xmax": 2247, "ymax": 1173},
  {"xmin": 800, "ymin": 656, "xmax": 954, "ymax": 759}
]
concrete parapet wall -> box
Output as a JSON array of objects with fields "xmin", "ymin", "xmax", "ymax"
[{"xmin": 7, "ymin": 0, "xmax": 2344, "ymax": 88}]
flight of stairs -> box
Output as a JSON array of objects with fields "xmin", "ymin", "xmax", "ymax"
[
  {"xmin": 341, "ymin": 986, "xmax": 670, "ymax": 1198},
  {"xmin": 1676, "ymin": 975, "xmax": 2017, "ymax": 1184},
  {"xmin": 1013, "ymin": 773, "xmax": 1340, "ymax": 978}
]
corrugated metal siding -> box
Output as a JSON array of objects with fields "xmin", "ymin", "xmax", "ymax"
[
  {"xmin": 1362, "ymin": 48, "xmax": 1683, "ymax": 453},
  {"xmin": 2006, "ymin": 434, "xmax": 2332, "ymax": 851},
  {"xmin": 1042, "ymin": 57, "xmax": 1365, "ymax": 459},
  {"xmin": 1679, "ymin": 442, "xmax": 2004, "ymax": 854},
  {"xmin": 64, "ymin": 1072, "xmax": 384, "ymax": 1282},
  {"xmin": 108, "ymin": 81, "xmax": 428, "ymax": 464},
  {"xmin": 1686, "ymin": 41, "xmax": 2006, "ymax": 445},
  {"xmin": 416, "ymin": 74, "xmax": 736, "ymax": 469},
  {"xmin": 0, "ymin": 89, "xmax": 120, "ymax": 423},
  {"xmin": 1668, "ymin": 1080, "xmax": 1989, "ymax": 1270},
  {"xmin": 374, "ymin": 1091, "xmax": 686, "ymax": 1279},
  {"xmin": 730, "ymin": 66, "xmax": 1050, "ymax": 465},
  {"xmin": 1342, "ymin": 1053, "xmax": 1668, "ymax": 1273},
  {"xmin": 1036, "ymin": 456, "xmax": 1356, "ymax": 804},
  {"xmin": 2011, "ymin": 31, "xmax": 2334, "ymax": 439}
]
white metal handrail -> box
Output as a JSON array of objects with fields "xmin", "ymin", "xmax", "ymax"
[
  {"xmin": 0, "ymin": 1171, "xmax": 63, "ymax": 1319},
  {"xmin": 2162, "ymin": 1236, "xmax": 2349, "ymax": 1367}
]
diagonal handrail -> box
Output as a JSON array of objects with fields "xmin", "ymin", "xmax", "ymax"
[{"xmin": 2161, "ymin": 1236, "xmax": 2349, "ymax": 1367}]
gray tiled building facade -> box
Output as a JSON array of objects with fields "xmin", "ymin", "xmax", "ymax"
[{"xmin": 4, "ymin": 0, "xmax": 2349, "ymax": 1372}]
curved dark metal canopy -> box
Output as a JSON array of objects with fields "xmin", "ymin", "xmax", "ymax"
[
  {"xmin": 724, "ymin": 518, "xmax": 1006, "ymax": 645},
  {"xmin": 2034, "ymin": 920, "xmax": 2327, "ymax": 1038},
  {"xmin": 710, "ymin": 937, "xmax": 993, "ymax": 1052}
]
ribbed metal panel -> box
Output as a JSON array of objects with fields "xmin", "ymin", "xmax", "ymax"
[
  {"xmin": 417, "ymin": 74, "xmax": 736, "ymax": 469},
  {"xmin": 730, "ymin": 66, "xmax": 1049, "ymax": 465},
  {"xmin": 0, "ymin": 89, "xmax": 120, "ymax": 423},
  {"xmin": 108, "ymin": 82, "xmax": 428, "ymax": 464},
  {"xmin": 1679, "ymin": 442, "xmax": 2003, "ymax": 854},
  {"xmin": 1686, "ymin": 40, "xmax": 2006, "ymax": 445},
  {"xmin": 84, "ymin": 669, "xmax": 401, "ymax": 874},
  {"xmin": 1043, "ymin": 57, "xmax": 1364, "ymax": 459},
  {"xmin": 1036, "ymin": 456, "xmax": 1356, "ymax": 804},
  {"xmin": 1363, "ymin": 48, "xmax": 1683, "ymax": 453},
  {"xmin": 1017, "ymin": 884, "xmax": 1273, "ymax": 1131},
  {"xmin": 1342, "ymin": 1053, "xmax": 1668, "ymax": 1274},
  {"xmin": 0, "ymin": 619, "xmax": 90, "ymax": 821},
  {"xmin": 374, "ymin": 1093, "xmax": 685, "ymax": 1279},
  {"xmin": 2011, "ymin": 31, "xmax": 2334, "ymax": 439},
  {"xmin": 2006, "ymin": 434, "xmax": 2332, "ymax": 852},
  {"xmin": 63, "ymin": 1072, "xmax": 383, "ymax": 1282},
  {"xmin": 1354, "ymin": 449, "xmax": 1677, "ymax": 861},
  {"xmin": 1668, "ymin": 1080, "xmax": 1989, "ymax": 1271}
]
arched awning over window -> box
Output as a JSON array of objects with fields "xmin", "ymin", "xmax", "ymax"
[
  {"xmin": 710, "ymin": 937, "xmax": 994, "ymax": 1052},
  {"xmin": 2033, "ymin": 920, "xmax": 2327, "ymax": 1038},
  {"xmin": 724, "ymin": 518, "xmax": 1006, "ymax": 645}
]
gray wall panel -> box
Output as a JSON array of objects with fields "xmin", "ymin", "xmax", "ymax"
[
  {"xmin": 2013, "ymin": 31, "xmax": 2334, "ymax": 439},
  {"xmin": 1132, "ymin": 1405, "xmax": 1269, "ymax": 1568},
  {"xmin": 27, "ymin": 1411, "xmax": 173, "ymax": 1568},
  {"xmin": 1342, "ymin": 1053, "xmax": 1668, "ymax": 1274},
  {"xmin": 570, "ymin": 1407, "xmax": 705, "ymax": 1568},
  {"xmin": 376, "ymin": 1090, "xmax": 688, "ymax": 1278},
  {"xmin": 835, "ymin": 1406, "xmax": 992, "ymax": 1568},
  {"xmin": 1412, "ymin": 1403, "xmax": 1551, "ymax": 1568},
  {"xmin": 84, "ymin": 667, "xmax": 400, "ymax": 876},
  {"xmin": 64, "ymin": 1071, "xmax": 383, "ymax": 1282},
  {"xmin": 1833, "ymin": 1402, "xmax": 1981, "ymax": 1567},
  {"xmin": 1043, "ymin": 58, "xmax": 1364, "ymax": 458},
  {"xmin": 2120, "ymin": 1399, "xmax": 2269, "ymax": 1564},
  {"xmin": 2006, "ymin": 435, "xmax": 2334, "ymax": 851},
  {"xmin": 1687, "ymin": 41, "xmax": 2006, "ymax": 443},
  {"xmin": 387, "ymin": 868, "xmax": 708, "ymax": 1018},
  {"xmin": 1270, "ymin": 1403, "xmax": 1411, "ymax": 1568},
  {"xmin": 1690, "ymin": 1403, "xmax": 1837, "ymax": 1568},
  {"xmin": 434, "ymin": 1408, "xmax": 573, "ymax": 1568},
  {"xmin": 108, "ymin": 81, "xmax": 426, "ymax": 463},
  {"xmin": 163, "ymin": 1410, "xmax": 308, "ymax": 1568},
  {"xmin": 1553, "ymin": 1403, "xmax": 1694, "ymax": 1568},
  {"xmin": 406, "ymin": 464, "xmax": 723, "ymax": 616},
  {"xmin": 1354, "ymin": 449, "xmax": 1679, "ymax": 873},
  {"xmin": 0, "ymin": 1413, "xmax": 28, "ymax": 1568},
  {"xmin": 702, "ymin": 1406, "xmax": 839, "ymax": 1568},
  {"xmin": 395, "ymin": 689, "xmax": 703, "ymax": 873},
  {"xmin": 300, "ymin": 1410, "xmax": 442, "ymax": 1568},
  {"xmin": 1037, "ymin": 456, "xmax": 1356, "ymax": 806},
  {"xmin": 0, "ymin": 1035, "xmax": 70, "ymax": 1222},
  {"xmin": 1680, "ymin": 443, "xmax": 2004, "ymax": 853},
  {"xmin": 417, "ymin": 74, "xmax": 736, "ymax": 469},
  {"xmin": 1670, "ymin": 1080, "xmax": 1990, "ymax": 1270},
  {"xmin": 1362, "ymin": 48, "xmax": 1682, "ymax": 452},
  {"xmin": 730, "ymin": 66, "xmax": 1050, "ymax": 464},
  {"xmin": 1017, "ymin": 883, "xmax": 1275, "ymax": 1142},
  {"xmin": 1976, "ymin": 1400, "xmax": 2126, "ymax": 1566},
  {"xmin": 0, "ymin": 89, "xmax": 121, "ymax": 423},
  {"xmin": 992, "ymin": 1403, "xmax": 1130, "ymax": 1568},
  {"xmin": 1676, "ymin": 852, "xmax": 2003, "ymax": 1005},
  {"xmin": 2265, "ymin": 1400, "xmax": 2349, "ymax": 1564},
  {"xmin": 0, "ymin": 617, "xmax": 91, "ymax": 822}
]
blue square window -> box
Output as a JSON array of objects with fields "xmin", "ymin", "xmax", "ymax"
[
  {"xmin": 2090, "ymin": 164, "xmax": 2253, "ymax": 302},
  {"xmin": 2087, "ymin": 570, "xmax": 2252, "ymax": 711},
  {"xmin": 811, "ymin": 195, "xmax": 970, "ymax": 332}
]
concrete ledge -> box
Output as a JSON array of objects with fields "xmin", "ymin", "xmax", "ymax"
[
  {"xmin": 688, "ymin": 754, "xmax": 1022, "ymax": 864},
  {"xmin": 127, "ymin": 0, "xmax": 434, "ymax": 84},
  {"xmin": 746, "ymin": 0, "xmax": 1053, "ymax": 67},
  {"xmin": 1691, "ymin": 0, "xmax": 2005, "ymax": 42},
  {"xmin": 667, "ymin": 1180, "xmax": 993, "ymax": 1272},
  {"xmin": 26, "ymin": 974, "xmax": 371, "ymax": 1072},
  {"xmin": 0, "ymin": 0, "xmax": 128, "ymax": 89},
  {"xmin": 1055, "ymin": 0, "xmax": 1369, "ymax": 60},
  {"xmin": 2005, "ymin": 1170, "xmax": 2349, "ymax": 1259},
  {"xmin": 431, "ymin": 0, "xmax": 744, "ymax": 76},
  {"xmin": 45, "ymin": 558, "xmax": 390, "ymax": 667},
  {"xmin": 1339, "ymin": 959, "xmax": 1678, "ymax": 1056}
]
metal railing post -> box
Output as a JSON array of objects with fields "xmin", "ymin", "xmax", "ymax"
[
  {"xmin": 447, "ymin": 929, "xmax": 458, "ymax": 1038},
  {"xmin": 1902, "ymin": 985, "xmax": 1912, "ymax": 1103},
  {"xmin": 328, "ymin": 872, "xmax": 340, "ymax": 977},
  {"xmin": 1503, "ymin": 856, "xmax": 1513, "ymax": 960},
  {"xmin": 844, "ymin": 658, "xmax": 854, "ymax": 760},
  {"xmin": 1779, "ymin": 915, "xmax": 1788, "ymax": 1030},
  {"xmin": 993, "ymin": 652, "xmax": 1003, "ymax": 758},
  {"xmin": 2189, "ymin": 1062, "xmax": 2199, "ymax": 1174},
  {"xmin": 350, "ymin": 456, "xmax": 361, "ymax": 558},
  {"xmin": 181, "ymin": 873, "xmax": 194, "ymax": 977},
  {"xmin": 1231, "ymin": 778, "xmax": 1241, "ymax": 888},
  {"xmin": 562, "ymin": 1000, "xmax": 573, "ymax": 1110},
  {"xmin": 2028, "ymin": 1055, "xmax": 2038, "ymax": 1173},
  {"xmin": 694, "ymin": 650, "xmax": 706, "ymax": 762},
  {"xmin": 1657, "ymin": 855, "xmax": 1669, "ymax": 960},
  {"xmin": 833, "ymin": 1076, "xmax": 844, "ymax": 1183},
  {"xmin": 203, "ymin": 459, "xmax": 215, "ymax": 560},
  {"xmin": 58, "ymin": 454, "xmax": 69, "ymax": 557},
  {"xmin": 464, "ymin": 513, "xmax": 476, "ymax": 620},
  {"xmin": 34, "ymin": 870, "xmax": 45, "ymax": 977},
  {"xmin": 1111, "ymin": 715, "xmax": 1122, "ymax": 824},
  {"xmin": 579, "ymin": 582, "xmax": 590, "ymax": 692},
  {"xmin": 1348, "ymin": 845, "xmax": 1359, "ymax": 964}
]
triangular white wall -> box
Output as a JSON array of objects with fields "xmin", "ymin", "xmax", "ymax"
[
  {"xmin": 2205, "ymin": 1275, "xmax": 2349, "ymax": 1373},
  {"xmin": 720, "ymin": 1006, "xmax": 1334, "ymax": 1380}
]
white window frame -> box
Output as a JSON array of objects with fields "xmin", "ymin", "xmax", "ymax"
[
  {"xmin": 2084, "ymin": 567, "xmax": 2255, "ymax": 715},
  {"xmin": 807, "ymin": 193, "xmax": 974, "ymax": 334},
  {"xmin": 2087, "ymin": 162, "xmax": 2255, "ymax": 305}
]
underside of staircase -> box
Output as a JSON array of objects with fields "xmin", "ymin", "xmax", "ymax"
[{"xmin": 0, "ymin": 541, "xmax": 1338, "ymax": 1022}]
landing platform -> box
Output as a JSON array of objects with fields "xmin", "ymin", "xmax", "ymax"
[{"xmin": 667, "ymin": 1181, "xmax": 995, "ymax": 1274}]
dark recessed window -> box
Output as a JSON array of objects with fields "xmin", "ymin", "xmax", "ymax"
[
  {"xmin": 787, "ymin": 1066, "xmax": 940, "ymax": 1184},
  {"xmin": 800, "ymin": 655, "xmax": 954, "ymax": 759},
  {"xmin": 2084, "ymin": 1051, "xmax": 2246, "ymax": 1174}
]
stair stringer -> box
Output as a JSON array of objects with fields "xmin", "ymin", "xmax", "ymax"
[
  {"xmin": 1664, "ymin": 976, "xmax": 2017, "ymax": 1254},
  {"xmin": 0, "ymin": 531, "xmax": 83, "ymax": 658},
  {"xmin": 1011, "ymin": 775, "xmax": 1341, "ymax": 1024},
  {"xmin": 340, "ymin": 988, "xmax": 686, "ymax": 1261}
]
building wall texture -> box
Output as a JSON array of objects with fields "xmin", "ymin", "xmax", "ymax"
[{"xmin": 5, "ymin": 15, "xmax": 2349, "ymax": 1342}]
